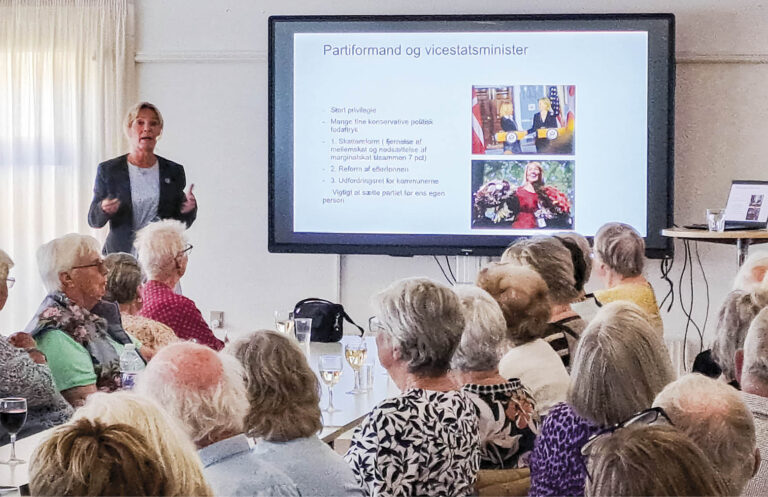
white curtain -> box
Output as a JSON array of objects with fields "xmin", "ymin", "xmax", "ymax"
[{"xmin": 0, "ymin": 0, "xmax": 135, "ymax": 334}]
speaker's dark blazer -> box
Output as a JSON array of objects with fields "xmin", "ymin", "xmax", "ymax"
[{"xmin": 87, "ymin": 154, "xmax": 197, "ymax": 254}]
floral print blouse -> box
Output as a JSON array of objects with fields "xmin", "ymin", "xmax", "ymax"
[
  {"xmin": 462, "ymin": 379, "xmax": 540, "ymax": 469},
  {"xmin": 345, "ymin": 388, "xmax": 480, "ymax": 497}
]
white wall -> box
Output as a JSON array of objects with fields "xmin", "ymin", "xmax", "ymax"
[{"xmin": 135, "ymin": 0, "xmax": 768, "ymax": 349}]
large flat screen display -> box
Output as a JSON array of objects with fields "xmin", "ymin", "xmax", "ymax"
[{"xmin": 269, "ymin": 14, "xmax": 675, "ymax": 257}]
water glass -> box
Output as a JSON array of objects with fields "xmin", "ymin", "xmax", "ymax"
[
  {"xmin": 294, "ymin": 317, "xmax": 312, "ymax": 354},
  {"xmin": 707, "ymin": 208, "xmax": 725, "ymax": 232},
  {"xmin": 360, "ymin": 358, "xmax": 375, "ymax": 392},
  {"xmin": 274, "ymin": 310, "xmax": 294, "ymax": 335},
  {"xmin": 0, "ymin": 397, "xmax": 28, "ymax": 465}
]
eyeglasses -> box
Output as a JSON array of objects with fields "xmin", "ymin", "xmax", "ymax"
[
  {"xmin": 177, "ymin": 244, "xmax": 193, "ymax": 257},
  {"xmin": 5, "ymin": 277, "xmax": 15, "ymax": 289},
  {"xmin": 70, "ymin": 260, "xmax": 105, "ymax": 271},
  {"xmin": 368, "ymin": 316, "xmax": 387, "ymax": 334},
  {"xmin": 581, "ymin": 407, "xmax": 673, "ymax": 457}
]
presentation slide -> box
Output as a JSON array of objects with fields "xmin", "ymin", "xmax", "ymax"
[{"xmin": 292, "ymin": 31, "xmax": 648, "ymax": 237}]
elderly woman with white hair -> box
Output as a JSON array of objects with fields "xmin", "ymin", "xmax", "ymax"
[
  {"xmin": 0, "ymin": 249, "xmax": 72, "ymax": 444},
  {"xmin": 452, "ymin": 285, "xmax": 539, "ymax": 470},
  {"xmin": 228, "ymin": 330, "xmax": 363, "ymax": 496},
  {"xmin": 134, "ymin": 219, "xmax": 223, "ymax": 350},
  {"xmin": 24, "ymin": 234, "xmax": 143, "ymax": 407},
  {"xmin": 136, "ymin": 341, "xmax": 299, "ymax": 496},
  {"xmin": 703, "ymin": 248, "xmax": 768, "ymax": 386},
  {"xmin": 345, "ymin": 277, "xmax": 480, "ymax": 497},
  {"xmin": 528, "ymin": 301, "xmax": 675, "ymax": 497},
  {"xmin": 502, "ymin": 236, "xmax": 589, "ymax": 368},
  {"xmin": 477, "ymin": 263, "xmax": 570, "ymax": 416},
  {"xmin": 592, "ymin": 222, "xmax": 664, "ymax": 332}
]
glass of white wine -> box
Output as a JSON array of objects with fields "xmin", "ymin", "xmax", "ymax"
[
  {"xmin": 345, "ymin": 339, "xmax": 368, "ymax": 395},
  {"xmin": 318, "ymin": 355, "xmax": 343, "ymax": 413},
  {"xmin": 274, "ymin": 310, "xmax": 294, "ymax": 336}
]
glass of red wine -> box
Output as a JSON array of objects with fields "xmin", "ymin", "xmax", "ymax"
[{"xmin": 0, "ymin": 397, "xmax": 28, "ymax": 465}]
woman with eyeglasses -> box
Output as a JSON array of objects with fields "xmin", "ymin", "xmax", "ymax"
[
  {"xmin": 24, "ymin": 235, "xmax": 145, "ymax": 407},
  {"xmin": 134, "ymin": 220, "xmax": 224, "ymax": 350},
  {"xmin": 103, "ymin": 252, "xmax": 178, "ymax": 358},
  {"xmin": 88, "ymin": 102, "xmax": 198, "ymax": 255},
  {"xmin": 528, "ymin": 301, "xmax": 674, "ymax": 497},
  {"xmin": 0, "ymin": 249, "xmax": 73, "ymax": 443}
]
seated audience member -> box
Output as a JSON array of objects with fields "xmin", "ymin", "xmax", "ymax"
[
  {"xmin": 134, "ymin": 220, "xmax": 224, "ymax": 350},
  {"xmin": 29, "ymin": 418, "xmax": 171, "ymax": 496},
  {"xmin": 584, "ymin": 424, "xmax": 727, "ymax": 497},
  {"xmin": 708, "ymin": 249, "xmax": 768, "ymax": 386},
  {"xmin": 451, "ymin": 285, "xmax": 539, "ymax": 469},
  {"xmin": 502, "ymin": 237, "xmax": 587, "ymax": 368},
  {"xmin": 555, "ymin": 232, "xmax": 593, "ymax": 299},
  {"xmin": 735, "ymin": 307, "xmax": 768, "ymax": 496},
  {"xmin": 73, "ymin": 391, "xmax": 213, "ymax": 497},
  {"xmin": 591, "ymin": 222, "xmax": 664, "ymax": 333},
  {"xmin": 228, "ymin": 330, "xmax": 363, "ymax": 496},
  {"xmin": 25, "ymin": 234, "xmax": 142, "ymax": 406},
  {"xmin": 136, "ymin": 342, "xmax": 298, "ymax": 496},
  {"xmin": 477, "ymin": 263, "xmax": 569, "ymax": 416},
  {"xmin": 0, "ymin": 249, "xmax": 72, "ymax": 443},
  {"xmin": 529, "ymin": 301, "xmax": 674, "ymax": 497},
  {"xmin": 345, "ymin": 278, "xmax": 479, "ymax": 497},
  {"xmin": 653, "ymin": 373, "xmax": 758, "ymax": 495},
  {"xmin": 103, "ymin": 252, "xmax": 177, "ymax": 356}
]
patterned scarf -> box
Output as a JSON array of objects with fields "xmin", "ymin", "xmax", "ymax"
[{"xmin": 28, "ymin": 292, "xmax": 125, "ymax": 391}]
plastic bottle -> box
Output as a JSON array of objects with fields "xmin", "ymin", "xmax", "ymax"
[{"xmin": 119, "ymin": 343, "xmax": 144, "ymax": 390}]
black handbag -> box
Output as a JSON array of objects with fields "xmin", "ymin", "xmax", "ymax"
[{"xmin": 293, "ymin": 298, "xmax": 364, "ymax": 342}]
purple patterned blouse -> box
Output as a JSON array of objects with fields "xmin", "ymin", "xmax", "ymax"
[{"xmin": 529, "ymin": 402, "xmax": 600, "ymax": 497}]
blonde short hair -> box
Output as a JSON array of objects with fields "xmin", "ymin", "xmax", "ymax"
[
  {"xmin": 30, "ymin": 418, "xmax": 169, "ymax": 496},
  {"xmin": 476, "ymin": 262, "xmax": 551, "ymax": 345},
  {"xmin": 585, "ymin": 424, "xmax": 727, "ymax": 497},
  {"xmin": 135, "ymin": 342, "xmax": 249, "ymax": 445},
  {"xmin": 124, "ymin": 101, "xmax": 164, "ymax": 138},
  {"xmin": 134, "ymin": 219, "xmax": 187, "ymax": 280},
  {"xmin": 0, "ymin": 249, "xmax": 14, "ymax": 278},
  {"xmin": 538, "ymin": 97, "xmax": 552, "ymax": 112},
  {"xmin": 594, "ymin": 222, "xmax": 645, "ymax": 278},
  {"xmin": 502, "ymin": 237, "xmax": 579, "ymax": 304},
  {"xmin": 451, "ymin": 285, "xmax": 509, "ymax": 372},
  {"xmin": 568, "ymin": 301, "xmax": 674, "ymax": 426},
  {"xmin": 227, "ymin": 330, "xmax": 322, "ymax": 441},
  {"xmin": 498, "ymin": 101, "xmax": 514, "ymax": 116},
  {"xmin": 74, "ymin": 392, "xmax": 213, "ymax": 497},
  {"xmin": 36, "ymin": 234, "xmax": 101, "ymax": 293}
]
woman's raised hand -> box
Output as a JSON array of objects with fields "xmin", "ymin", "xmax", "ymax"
[
  {"xmin": 181, "ymin": 184, "xmax": 196, "ymax": 214},
  {"xmin": 100, "ymin": 197, "xmax": 121, "ymax": 215}
]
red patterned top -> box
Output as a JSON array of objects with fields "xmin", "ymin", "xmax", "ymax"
[
  {"xmin": 512, "ymin": 187, "xmax": 539, "ymax": 229},
  {"xmin": 139, "ymin": 280, "xmax": 224, "ymax": 351}
]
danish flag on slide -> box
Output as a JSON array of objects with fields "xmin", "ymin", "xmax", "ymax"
[{"xmin": 472, "ymin": 88, "xmax": 485, "ymax": 154}]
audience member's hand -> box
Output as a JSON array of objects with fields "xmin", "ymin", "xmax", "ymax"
[
  {"xmin": 8, "ymin": 331, "xmax": 36, "ymax": 349},
  {"xmin": 181, "ymin": 184, "xmax": 196, "ymax": 214},
  {"xmin": 101, "ymin": 197, "xmax": 121, "ymax": 215},
  {"xmin": 27, "ymin": 349, "xmax": 47, "ymax": 365}
]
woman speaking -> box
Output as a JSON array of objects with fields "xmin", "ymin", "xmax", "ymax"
[
  {"xmin": 528, "ymin": 97, "xmax": 559, "ymax": 154},
  {"xmin": 88, "ymin": 102, "xmax": 197, "ymax": 254}
]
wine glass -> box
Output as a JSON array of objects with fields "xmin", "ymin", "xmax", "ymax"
[
  {"xmin": 345, "ymin": 339, "xmax": 368, "ymax": 395},
  {"xmin": 0, "ymin": 397, "xmax": 28, "ymax": 465},
  {"xmin": 274, "ymin": 310, "xmax": 294, "ymax": 336},
  {"xmin": 318, "ymin": 355, "xmax": 343, "ymax": 413}
]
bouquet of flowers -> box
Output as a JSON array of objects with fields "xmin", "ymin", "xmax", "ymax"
[
  {"xmin": 541, "ymin": 185, "xmax": 572, "ymax": 215},
  {"xmin": 473, "ymin": 180, "xmax": 516, "ymax": 223}
]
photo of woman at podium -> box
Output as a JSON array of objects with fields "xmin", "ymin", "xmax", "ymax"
[{"xmin": 528, "ymin": 97, "xmax": 559, "ymax": 153}]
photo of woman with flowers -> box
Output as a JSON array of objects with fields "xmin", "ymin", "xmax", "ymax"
[{"xmin": 471, "ymin": 160, "xmax": 574, "ymax": 230}]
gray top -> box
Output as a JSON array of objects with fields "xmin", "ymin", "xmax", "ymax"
[
  {"xmin": 128, "ymin": 161, "xmax": 160, "ymax": 235},
  {"xmin": 198, "ymin": 434, "xmax": 300, "ymax": 497},
  {"xmin": 742, "ymin": 392, "xmax": 768, "ymax": 497},
  {"xmin": 253, "ymin": 435, "xmax": 364, "ymax": 497},
  {"xmin": 0, "ymin": 337, "xmax": 73, "ymax": 444}
]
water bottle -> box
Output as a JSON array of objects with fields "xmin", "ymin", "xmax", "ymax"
[{"xmin": 119, "ymin": 344, "xmax": 144, "ymax": 390}]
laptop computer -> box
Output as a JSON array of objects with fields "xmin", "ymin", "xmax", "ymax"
[{"xmin": 686, "ymin": 180, "xmax": 768, "ymax": 231}]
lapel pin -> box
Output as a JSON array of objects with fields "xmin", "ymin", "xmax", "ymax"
[{"xmin": 164, "ymin": 177, "xmax": 171, "ymax": 184}]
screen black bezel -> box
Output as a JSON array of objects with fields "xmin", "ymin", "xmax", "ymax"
[{"xmin": 268, "ymin": 13, "xmax": 675, "ymax": 258}]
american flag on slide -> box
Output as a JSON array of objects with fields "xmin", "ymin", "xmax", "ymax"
[
  {"xmin": 472, "ymin": 88, "xmax": 485, "ymax": 154},
  {"xmin": 549, "ymin": 86, "xmax": 565, "ymax": 128}
]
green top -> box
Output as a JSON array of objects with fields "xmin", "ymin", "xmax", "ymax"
[{"xmin": 36, "ymin": 330, "xmax": 141, "ymax": 392}]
